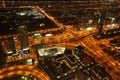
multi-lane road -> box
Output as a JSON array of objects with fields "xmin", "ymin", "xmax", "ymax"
[
  {"xmin": 79, "ymin": 35, "xmax": 120, "ymax": 80},
  {"xmin": 0, "ymin": 65, "xmax": 51, "ymax": 80},
  {"xmin": 0, "ymin": 6, "xmax": 120, "ymax": 80},
  {"xmin": 29, "ymin": 23, "xmax": 120, "ymax": 79}
]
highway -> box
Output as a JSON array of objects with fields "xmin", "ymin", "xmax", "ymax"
[
  {"xmin": 29, "ymin": 23, "xmax": 120, "ymax": 80},
  {"xmin": 35, "ymin": 26, "xmax": 120, "ymax": 80},
  {"xmin": 0, "ymin": 65, "xmax": 51, "ymax": 80},
  {"xmin": 79, "ymin": 35, "xmax": 120, "ymax": 80},
  {"xmin": 0, "ymin": 6, "xmax": 120, "ymax": 80}
]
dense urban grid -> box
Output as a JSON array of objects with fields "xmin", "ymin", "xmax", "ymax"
[{"xmin": 0, "ymin": 0, "xmax": 120, "ymax": 80}]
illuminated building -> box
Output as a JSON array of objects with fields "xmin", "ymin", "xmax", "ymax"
[
  {"xmin": 17, "ymin": 25, "xmax": 29, "ymax": 51},
  {"xmin": 0, "ymin": 0, "xmax": 120, "ymax": 80},
  {"xmin": 5, "ymin": 37, "xmax": 16, "ymax": 54},
  {"xmin": 0, "ymin": 39, "xmax": 6, "ymax": 67}
]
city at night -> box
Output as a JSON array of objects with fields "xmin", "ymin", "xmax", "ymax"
[{"xmin": 0, "ymin": 0, "xmax": 120, "ymax": 80}]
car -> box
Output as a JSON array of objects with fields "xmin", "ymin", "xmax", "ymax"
[
  {"xmin": 94, "ymin": 28, "xmax": 120, "ymax": 39},
  {"xmin": 102, "ymin": 46, "xmax": 120, "ymax": 61},
  {"xmin": 109, "ymin": 38, "xmax": 120, "ymax": 50},
  {"xmin": 115, "ymin": 45, "xmax": 120, "ymax": 50},
  {"xmin": 110, "ymin": 38, "xmax": 118, "ymax": 46},
  {"xmin": 75, "ymin": 45, "xmax": 84, "ymax": 52}
]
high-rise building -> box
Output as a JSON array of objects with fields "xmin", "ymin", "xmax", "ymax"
[
  {"xmin": 0, "ymin": 39, "xmax": 6, "ymax": 68},
  {"xmin": 5, "ymin": 37, "xmax": 16, "ymax": 54},
  {"xmin": 18, "ymin": 25, "xmax": 29, "ymax": 50},
  {"xmin": 97, "ymin": 11, "xmax": 106, "ymax": 35}
]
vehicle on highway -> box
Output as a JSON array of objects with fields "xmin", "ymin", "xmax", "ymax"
[
  {"xmin": 75, "ymin": 45, "xmax": 84, "ymax": 52},
  {"xmin": 95, "ymin": 28, "xmax": 120, "ymax": 39},
  {"xmin": 110, "ymin": 38, "xmax": 118, "ymax": 46},
  {"xmin": 102, "ymin": 45, "xmax": 120, "ymax": 61},
  {"xmin": 110, "ymin": 38, "xmax": 120, "ymax": 50}
]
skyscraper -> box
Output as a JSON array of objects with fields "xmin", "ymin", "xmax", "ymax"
[
  {"xmin": 97, "ymin": 11, "xmax": 106, "ymax": 35},
  {"xmin": 0, "ymin": 39, "xmax": 6, "ymax": 67},
  {"xmin": 18, "ymin": 25, "xmax": 29, "ymax": 50},
  {"xmin": 5, "ymin": 37, "xmax": 16, "ymax": 54}
]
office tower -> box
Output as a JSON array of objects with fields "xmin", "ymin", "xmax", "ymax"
[
  {"xmin": 97, "ymin": 11, "xmax": 106, "ymax": 35},
  {"xmin": 5, "ymin": 37, "xmax": 16, "ymax": 54},
  {"xmin": 18, "ymin": 25, "xmax": 29, "ymax": 50},
  {"xmin": 0, "ymin": 39, "xmax": 6, "ymax": 68}
]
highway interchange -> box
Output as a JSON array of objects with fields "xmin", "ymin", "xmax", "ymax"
[{"xmin": 0, "ymin": 6, "xmax": 120, "ymax": 80}]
